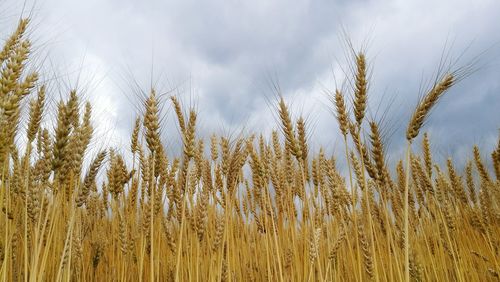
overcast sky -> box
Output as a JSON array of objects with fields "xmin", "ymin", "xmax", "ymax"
[{"xmin": 2, "ymin": 0, "xmax": 500, "ymax": 166}]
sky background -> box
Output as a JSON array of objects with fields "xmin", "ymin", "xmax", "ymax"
[{"xmin": 1, "ymin": 0, "xmax": 499, "ymax": 168}]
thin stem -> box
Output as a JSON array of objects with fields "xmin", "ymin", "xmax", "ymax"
[{"xmin": 404, "ymin": 141, "xmax": 412, "ymax": 282}]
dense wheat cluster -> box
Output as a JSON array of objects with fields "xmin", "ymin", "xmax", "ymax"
[{"xmin": 1, "ymin": 19, "xmax": 499, "ymax": 282}]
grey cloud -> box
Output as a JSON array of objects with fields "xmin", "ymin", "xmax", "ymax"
[{"xmin": 1, "ymin": 0, "xmax": 499, "ymax": 166}]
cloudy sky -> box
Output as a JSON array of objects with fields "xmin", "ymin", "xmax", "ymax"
[{"xmin": 2, "ymin": 0, "xmax": 500, "ymax": 166}]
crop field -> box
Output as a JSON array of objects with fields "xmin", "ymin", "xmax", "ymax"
[{"xmin": 0, "ymin": 17, "xmax": 499, "ymax": 281}]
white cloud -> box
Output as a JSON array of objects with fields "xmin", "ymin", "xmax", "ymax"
[{"xmin": 1, "ymin": 0, "xmax": 499, "ymax": 166}]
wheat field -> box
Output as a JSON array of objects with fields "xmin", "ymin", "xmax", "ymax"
[{"xmin": 1, "ymin": 18, "xmax": 499, "ymax": 282}]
